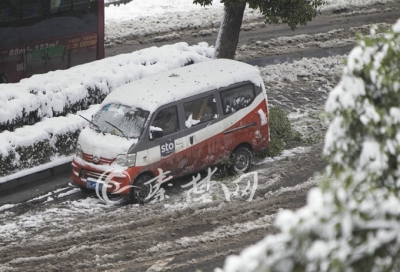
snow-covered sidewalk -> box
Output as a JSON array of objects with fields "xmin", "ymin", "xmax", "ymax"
[{"xmin": 104, "ymin": 0, "xmax": 395, "ymax": 42}]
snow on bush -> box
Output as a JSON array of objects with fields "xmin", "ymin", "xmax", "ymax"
[
  {"xmin": 0, "ymin": 42, "xmax": 213, "ymax": 132},
  {"xmin": 218, "ymin": 20, "xmax": 400, "ymax": 272},
  {"xmin": 0, "ymin": 106, "xmax": 99, "ymax": 177}
]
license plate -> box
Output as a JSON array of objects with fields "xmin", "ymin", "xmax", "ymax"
[{"xmin": 86, "ymin": 179, "xmax": 103, "ymax": 191}]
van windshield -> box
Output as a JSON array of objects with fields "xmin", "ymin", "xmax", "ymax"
[{"xmin": 92, "ymin": 104, "xmax": 150, "ymax": 138}]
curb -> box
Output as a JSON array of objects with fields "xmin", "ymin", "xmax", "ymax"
[{"xmin": 0, "ymin": 163, "xmax": 72, "ymax": 193}]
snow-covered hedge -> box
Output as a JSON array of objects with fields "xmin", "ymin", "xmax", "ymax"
[
  {"xmin": 0, "ymin": 114, "xmax": 85, "ymax": 176},
  {"xmin": 0, "ymin": 43, "xmax": 213, "ymax": 177},
  {"xmin": 218, "ymin": 21, "xmax": 400, "ymax": 272},
  {"xmin": 0, "ymin": 42, "xmax": 213, "ymax": 132}
]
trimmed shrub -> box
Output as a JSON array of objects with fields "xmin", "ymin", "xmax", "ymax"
[{"xmin": 265, "ymin": 105, "xmax": 293, "ymax": 157}]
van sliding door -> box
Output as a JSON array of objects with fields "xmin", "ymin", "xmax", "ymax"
[{"xmin": 183, "ymin": 94, "xmax": 220, "ymax": 172}]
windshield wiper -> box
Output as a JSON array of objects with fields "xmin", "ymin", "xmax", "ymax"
[
  {"xmin": 105, "ymin": 121, "xmax": 129, "ymax": 140},
  {"xmin": 79, "ymin": 115, "xmax": 105, "ymax": 135}
]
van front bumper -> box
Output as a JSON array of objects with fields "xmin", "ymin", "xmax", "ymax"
[{"xmin": 72, "ymin": 157, "xmax": 138, "ymax": 195}]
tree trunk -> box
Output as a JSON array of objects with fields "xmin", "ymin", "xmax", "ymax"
[{"xmin": 214, "ymin": 1, "xmax": 246, "ymax": 59}]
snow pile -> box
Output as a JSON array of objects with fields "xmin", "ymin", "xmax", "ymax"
[
  {"xmin": 219, "ymin": 20, "xmax": 400, "ymax": 272},
  {"xmin": 0, "ymin": 42, "xmax": 213, "ymax": 132}
]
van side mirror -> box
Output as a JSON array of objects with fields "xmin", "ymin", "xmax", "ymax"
[{"xmin": 149, "ymin": 126, "xmax": 163, "ymax": 140}]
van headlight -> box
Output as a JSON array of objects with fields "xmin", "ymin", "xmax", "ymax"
[
  {"xmin": 114, "ymin": 153, "xmax": 136, "ymax": 167},
  {"xmin": 75, "ymin": 144, "xmax": 82, "ymax": 159}
]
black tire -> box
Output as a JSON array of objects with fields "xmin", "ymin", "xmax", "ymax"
[
  {"xmin": 232, "ymin": 147, "xmax": 252, "ymax": 174},
  {"xmin": 130, "ymin": 174, "xmax": 153, "ymax": 204},
  {"xmin": 79, "ymin": 185, "xmax": 92, "ymax": 194}
]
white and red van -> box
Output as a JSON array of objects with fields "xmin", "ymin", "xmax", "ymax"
[{"xmin": 72, "ymin": 59, "xmax": 270, "ymax": 203}]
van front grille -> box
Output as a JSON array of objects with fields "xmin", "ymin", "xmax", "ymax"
[
  {"xmin": 82, "ymin": 152, "xmax": 114, "ymax": 165},
  {"xmin": 81, "ymin": 169, "xmax": 108, "ymax": 181}
]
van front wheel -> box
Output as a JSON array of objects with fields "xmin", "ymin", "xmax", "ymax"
[
  {"xmin": 232, "ymin": 147, "xmax": 252, "ymax": 174},
  {"xmin": 130, "ymin": 174, "xmax": 153, "ymax": 204},
  {"xmin": 79, "ymin": 185, "xmax": 92, "ymax": 194}
]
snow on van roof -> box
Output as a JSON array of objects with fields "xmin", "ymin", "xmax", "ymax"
[{"xmin": 101, "ymin": 59, "xmax": 263, "ymax": 112}]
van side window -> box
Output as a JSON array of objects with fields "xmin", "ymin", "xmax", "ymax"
[
  {"xmin": 152, "ymin": 106, "xmax": 179, "ymax": 136},
  {"xmin": 220, "ymin": 85, "xmax": 255, "ymax": 115},
  {"xmin": 183, "ymin": 95, "xmax": 218, "ymax": 128}
]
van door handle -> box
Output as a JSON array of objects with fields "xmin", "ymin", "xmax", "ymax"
[
  {"xmin": 190, "ymin": 136, "xmax": 194, "ymax": 145},
  {"xmin": 176, "ymin": 139, "xmax": 184, "ymax": 146}
]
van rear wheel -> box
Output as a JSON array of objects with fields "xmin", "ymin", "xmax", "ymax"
[
  {"xmin": 130, "ymin": 174, "xmax": 153, "ymax": 204},
  {"xmin": 232, "ymin": 147, "xmax": 252, "ymax": 174}
]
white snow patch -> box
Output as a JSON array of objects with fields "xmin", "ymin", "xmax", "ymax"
[
  {"xmin": 0, "ymin": 204, "xmax": 15, "ymax": 212},
  {"xmin": 258, "ymin": 109, "xmax": 268, "ymax": 126},
  {"xmin": 264, "ymin": 176, "xmax": 319, "ymax": 198},
  {"xmin": 58, "ymin": 188, "xmax": 81, "ymax": 198},
  {"xmin": 28, "ymin": 192, "xmax": 52, "ymax": 202},
  {"xmin": 256, "ymin": 146, "xmax": 311, "ymax": 165}
]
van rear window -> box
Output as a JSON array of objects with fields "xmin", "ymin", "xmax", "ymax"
[{"xmin": 220, "ymin": 85, "xmax": 255, "ymax": 115}]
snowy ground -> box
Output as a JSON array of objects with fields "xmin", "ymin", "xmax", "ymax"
[{"xmin": 0, "ymin": 144, "xmax": 325, "ymax": 271}]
